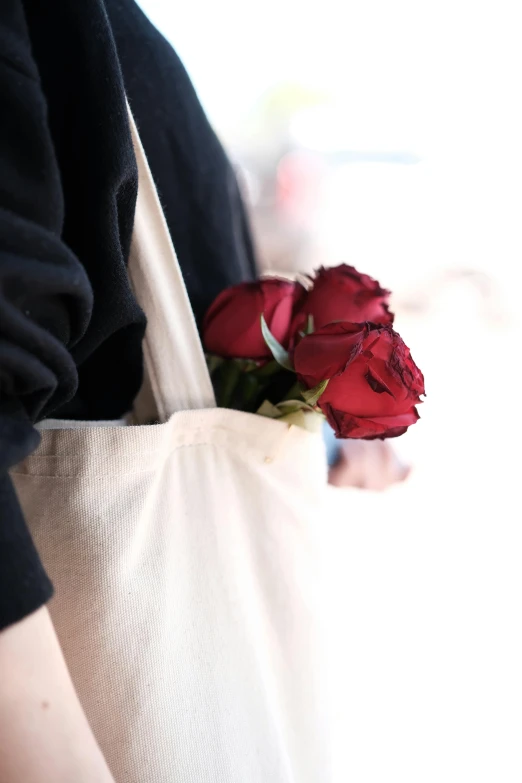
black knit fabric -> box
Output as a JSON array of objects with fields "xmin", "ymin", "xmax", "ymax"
[{"xmin": 0, "ymin": 0, "xmax": 256, "ymax": 630}]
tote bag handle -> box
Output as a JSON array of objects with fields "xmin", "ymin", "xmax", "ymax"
[{"xmin": 126, "ymin": 104, "xmax": 216, "ymax": 423}]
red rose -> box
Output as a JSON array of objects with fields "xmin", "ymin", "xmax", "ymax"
[
  {"xmin": 203, "ymin": 279, "xmax": 305, "ymax": 360},
  {"xmin": 294, "ymin": 322, "xmax": 424, "ymax": 439},
  {"xmin": 295, "ymin": 264, "xmax": 394, "ymax": 331}
]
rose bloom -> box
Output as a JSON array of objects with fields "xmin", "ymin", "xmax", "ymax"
[
  {"xmin": 203, "ymin": 279, "xmax": 305, "ymax": 360},
  {"xmin": 295, "ymin": 264, "xmax": 394, "ymax": 331},
  {"xmin": 294, "ymin": 322, "xmax": 425, "ymax": 439}
]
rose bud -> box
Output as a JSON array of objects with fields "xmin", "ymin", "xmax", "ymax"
[
  {"xmin": 294, "ymin": 322, "xmax": 424, "ymax": 439},
  {"xmin": 295, "ymin": 264, "xmax": 394, "ymax": 331},
  {"xmin": 203, "ymin": 279, "xmax": 305, "ymax": 360}
]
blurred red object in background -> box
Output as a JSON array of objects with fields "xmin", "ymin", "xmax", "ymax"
[{"xmin": 276, "ymin": 150, "xmax": 324, "ymax": 228}]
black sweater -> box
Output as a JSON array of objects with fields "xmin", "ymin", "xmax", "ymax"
[{"xmin": 0, "ymin": 0, "xmax": 256, "ymax": 629}]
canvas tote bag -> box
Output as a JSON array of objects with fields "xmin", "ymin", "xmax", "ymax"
[{"xmin": 11, "ymin": 106, "xmax": 331, "ymax": 783}]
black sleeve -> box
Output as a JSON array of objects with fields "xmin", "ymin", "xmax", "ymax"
[
  {"xmin": 106, "ymin": 0, "xmax": 258, "ymax": 325},
  {"xmin": 0, "ymin": 1, "xmax": 92, "ymax": 630}
]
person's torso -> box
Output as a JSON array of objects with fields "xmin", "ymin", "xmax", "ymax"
[{"xmin": 22, "ymin": 0, "xmax": 255, "ymax": 420}]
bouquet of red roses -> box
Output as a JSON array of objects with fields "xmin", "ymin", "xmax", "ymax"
[{"xmin": 202, "ymin": 264, "xmax": 425, "ymax": 440}]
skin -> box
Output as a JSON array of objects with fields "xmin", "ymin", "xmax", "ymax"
[
  {"xmin": 328, "ymin": 438, "xmax": 410, "ymax": 491},
  {"xmin": 0, "ymin": 607, "xmax": 115, "ymax": 783}
]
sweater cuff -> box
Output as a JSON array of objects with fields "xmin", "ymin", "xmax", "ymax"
[{"xmin": 0, "ymin": 473, "xmax": 53, "ymax": 631}]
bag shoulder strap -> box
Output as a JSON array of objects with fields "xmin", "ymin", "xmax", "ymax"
[{"xmin": 126, "ymin": 103, "xmax": 216, "ymax": 422}]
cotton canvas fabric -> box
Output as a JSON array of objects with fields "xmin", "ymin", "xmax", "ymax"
[{"xmin": 11, "ymin": 107, "xmax": 331, "ymax": 783}]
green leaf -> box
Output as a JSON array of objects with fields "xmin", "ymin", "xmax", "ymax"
[
  {"xmin": 277, "ymin": 409, "xmax": 326, "ymax": 433},
  {"xmin": 237, "ymin": 359, "xmax": 259, "ymax": 373},
  {"xmin": 282, "ymin": 381, "xmax": 305, "ymax": 402},
  {"xmin": 257, "ymin": 399, "xmax": 283, "ymax": 419},
  {"xmin": 301, "ymin": 379, "xmax": 329, "ymax": 407},
  {"xmin": 237, "ymin": 371, "xmax": 260, "ymax": 411},
  {"xmin": 253, "ymin": 360, "xmax": 281, "ymax": 379},
  {"xmin": 217, "ymin": 360, "xmax": 242, "ymax": 408},
  {"xmin": 256, "ymin": 399, "xmax": 326, "ymax": 433},
  {"xmin": 206, "ymin": 354, "xmax": 224, "ymax": 376},
  {"xmin": 260, "ymin": 315, "xmax": 294, "ymax": 371},
  {"xmin": 275, "ymin": 400, "xmax": 315, "ymax": 413}
]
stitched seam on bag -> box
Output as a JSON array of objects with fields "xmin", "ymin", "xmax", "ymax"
[
  {"xmin": 10, "ymin": 436, "xmax": 284, "ymax": 478},
  {"xmin": 12, "ymin": 436, "xmax": 249, "ymax": 463},
  {"xmin": 13, "ymin": 423, "xmax": 299, "ymax": 464}
]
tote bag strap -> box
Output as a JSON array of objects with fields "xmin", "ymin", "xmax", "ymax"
[{"xmin": 126, "ymin": 103, "xmax": 216, "ymax": 423}]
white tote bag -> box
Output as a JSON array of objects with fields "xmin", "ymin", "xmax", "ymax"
[{"xmin": 11, "ymin": 107, "xmax": 331, "ymax": 783}]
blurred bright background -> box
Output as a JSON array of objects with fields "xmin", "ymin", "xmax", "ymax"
[{"xmin": 140, "ymin": 1, "xmax": 521, "ymax": 780}]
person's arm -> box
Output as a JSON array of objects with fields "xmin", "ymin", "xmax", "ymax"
[
  {"xmin": 0, "ymin": 1, "xmax": 91, "ymax": 625},
  {"xmin": 0, "ymin": 607, "xmax": 116, "ymax": 782},
  {"xmin": 0, "ymin": 4, "xmax": 113, "ymax": 778},
  {"xmin": 328, "ymin": 436, "xmax": 411, "ymax": 490}
]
